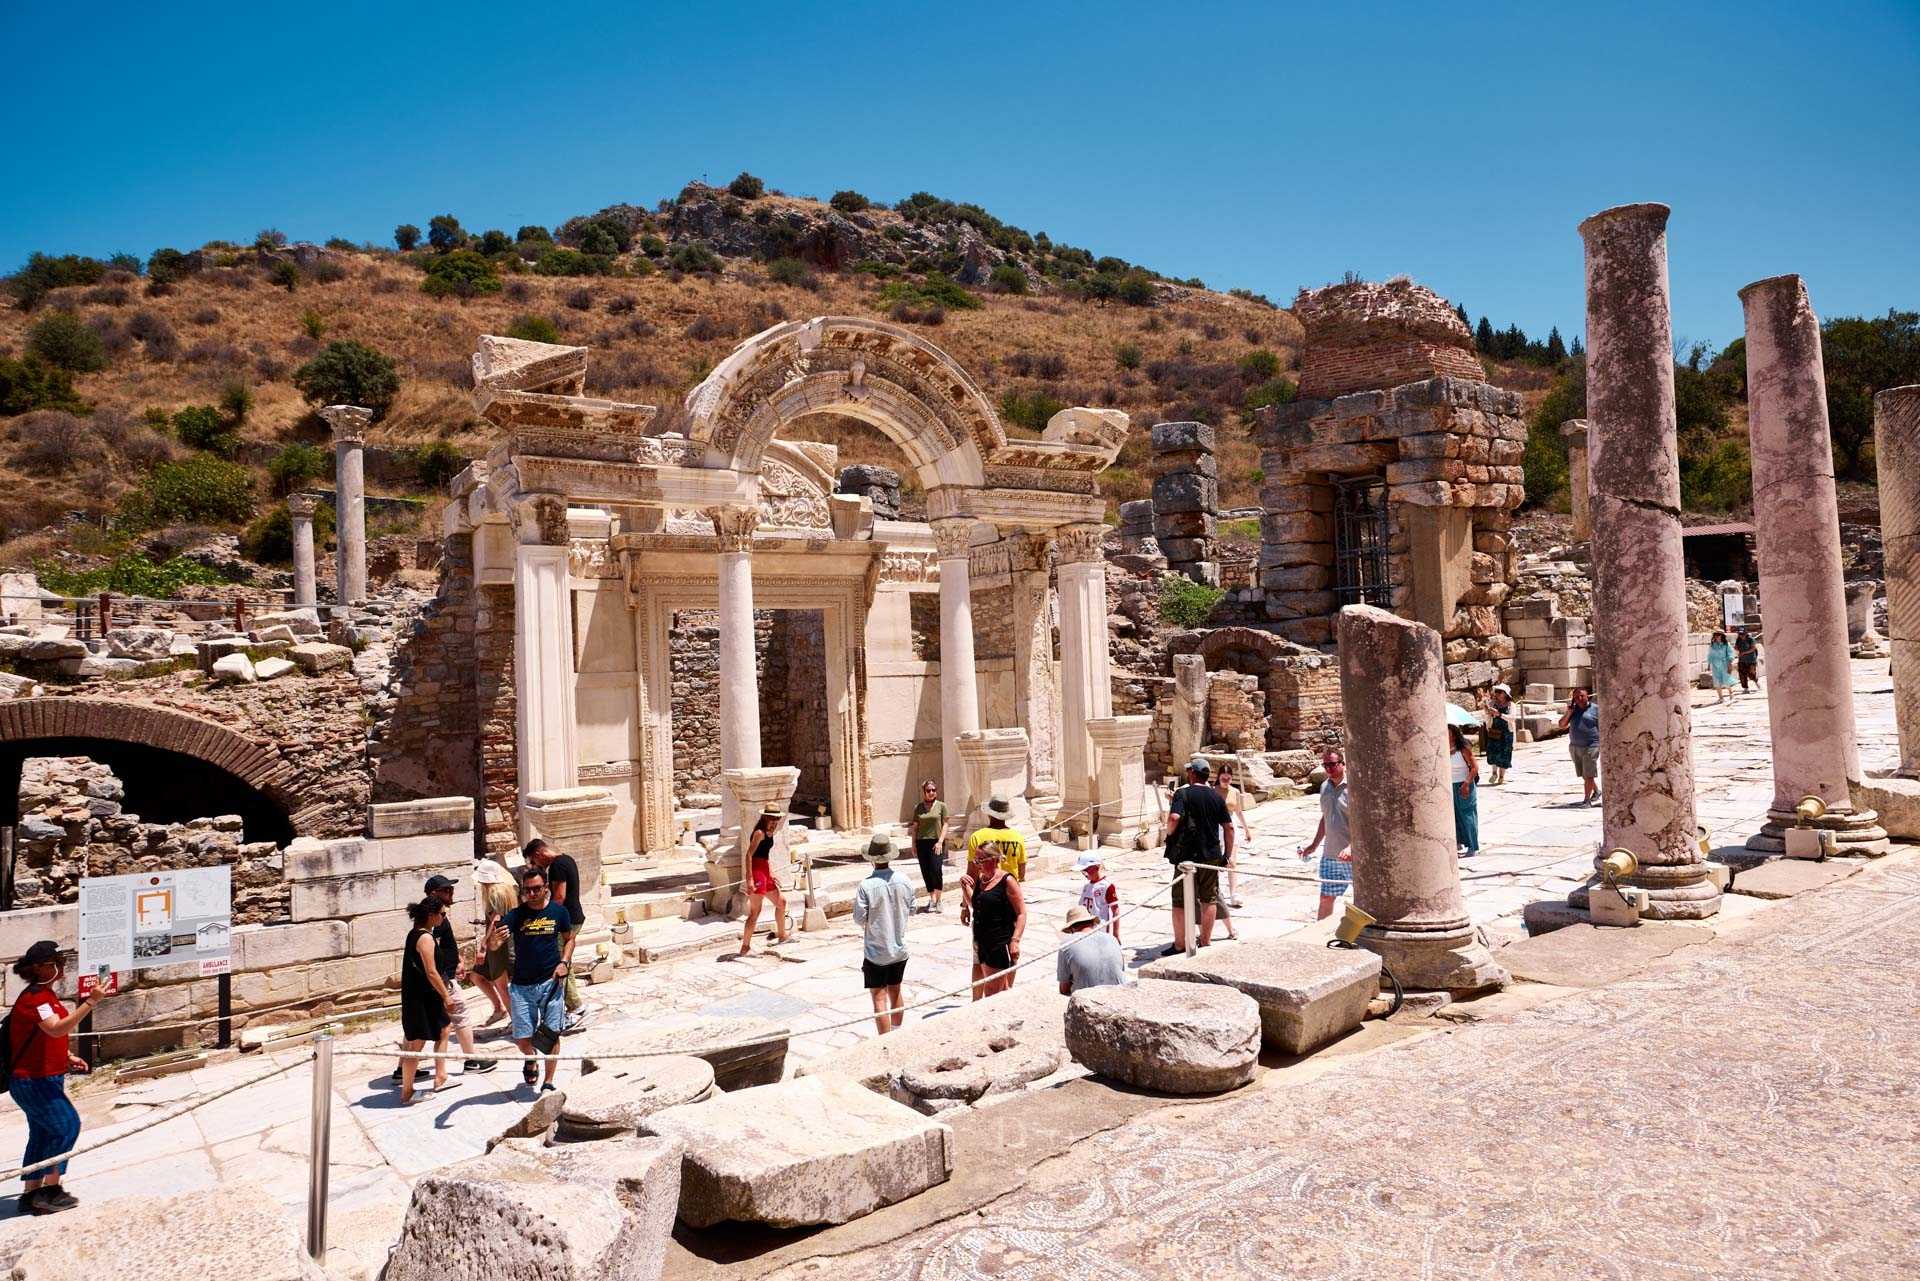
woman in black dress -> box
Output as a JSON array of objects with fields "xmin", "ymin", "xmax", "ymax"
[
  {"xmin": 959, "ymin": 841, "xmax": 1025, "ymax": 1001},
  {"xmin": 398, "ymin": 896, "xmax": 454, "ymax": 1103}
]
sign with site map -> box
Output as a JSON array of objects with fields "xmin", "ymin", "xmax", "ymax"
[{"xmin": 77, "ymin": 866, "xmax": 232, "ymax": 977}]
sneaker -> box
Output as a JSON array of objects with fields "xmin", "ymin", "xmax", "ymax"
[
  {"xmin": 390, "ymin": 1066, "xmax": 403, "ymax": 1083},
  {"xmin": 464, "ymin": 1059, "xmax": 498, "ymax": 1075},
  {"xmin": 16, "ymin": 1189, "xmax": 42, "ymax": 1215},
  {"xmin": 27, "ymin": 1189, "xmax": 72, "ymax": 1215}
]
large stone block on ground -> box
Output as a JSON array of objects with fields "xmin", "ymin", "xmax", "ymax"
[
  {"xmin": 12, "ymin": 1183, "xmax": 322, "ymax": 1280},
  {"xmin": 367, "ymin": 795, "xmax": 475, "ymax": 838},
  {"xmin": 558, "ymin": 1054, "xmax": 715, "ymax": 1140},
  {"xmin": 388, "ymin": 1135, "xmax": 683, "ymax": 1281},
  {"xmin": 1064, "ymin": 978, "xmax": 1260, "ymax": 1094},
  {"xmin": 1140, "ymin": 940, "xmax": 1379, "ymax": 1055},
  {"xmin": 798, "ymin": 982, "xmax": 1068, "ymax": 1093},
  {"xmin": 288, "ymin": 641, "xmax": 353, "ymax": 674},
  {"xmin": 576, "ymin": 1014, "xmax": 787, "ymax": 1089},
  {"xmin": 1856, "ymin": 775, "xmax": 1920, "ymax": 839},
  {"xmin": 104, "ymin": 627, "xmax": 173, "ymax": 660},
  {"xmin": 644, "ymin": 1075, "xmax": 953, "ymax": 1228}
]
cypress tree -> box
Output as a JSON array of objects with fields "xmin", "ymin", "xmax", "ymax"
[{"xmin": 1475, "ymin": 317, "xmax": 1494, "ymax": 353}]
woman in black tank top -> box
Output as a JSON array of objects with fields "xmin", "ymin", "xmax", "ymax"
[{"xmin": 960, "ymin": 842, "xmax": 1025, "ymax": 1001}]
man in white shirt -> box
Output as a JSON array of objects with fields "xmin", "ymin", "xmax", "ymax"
[
  {"xmin": 852, "ymin": 834, "xmax": 915, "ymax": 1034},
  {"xmin": 1297, "ymin": 749, "xmax": 1353, "ymax": 920}
]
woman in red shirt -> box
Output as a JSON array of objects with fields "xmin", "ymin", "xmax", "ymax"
[{"xmin": 8, "ymin": 940, "xmax": 106, "ymax": 1215}]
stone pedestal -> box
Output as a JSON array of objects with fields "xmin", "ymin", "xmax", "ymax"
[
  {"xmin": 721, "ymin": 766, "xmax": 800, "ymax": 914},
  {"xmin": 1170, "ymin": 654, "xmax": 1207, "ymax": 772},
  {"xmin": 321, "ymin": 404, "xmax": 371, "ymax": 607},
  {"xmin": 1056, "ymin": 524, "xmax": 1114, "ymax": 829},
  {"xmin": 523, "ymin": 787, "xmax": 618, "ymax": 922},
  {"xmin": 709, "ymin": 507, "xmax": 763, "ymax": 839},
  {"xmin": 1875, "ymin": 385, "xmax": 1920, "ymax": 776},
  {"xmin": 1337, "ymin": 604, "xmax": 1506, "ymax": 993},
  {"xmin": 288, "ymin": 491, "xmax": 320, "ymax": 608},
  {"xmin": 1560, "ymin": 418, "xmax": 1592, "ymax": 540},
  {"xmin": 1739, "ymin": 274, "xmax": 1886, "ymax": 854},
  {"xmin": 1087, "ymin": 714, "xmax": 1154, "ymax": 849},
  {"xmin": 933, "ymin": 520, "xmax": 984, "ymax": 822},
  {"xmin": 1578, "ymin": 202, "xmax": 1719, "ymax": 919},
  {"xmin": 511, "ymin": 495, "xmax": 578, "ymax": 832},
  {"xmin": 955, "ymin": 728, "xmax": 1036, "ymax": 841},
  {"xmin": 1846, "ymin": 582, "xmax": 1885, "ymax": 656}
]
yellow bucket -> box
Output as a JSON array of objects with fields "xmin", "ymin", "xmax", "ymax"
[
  {"xmin": 1334, "ymin": 902, "xmax": 1375, "ymax": 946},
  {"xmin": 1795, "ymin": 795, "xmax": 1827, "ymax": 824}
]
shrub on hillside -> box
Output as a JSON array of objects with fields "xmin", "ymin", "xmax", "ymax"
[
  {"xmin": 394, "ymin": 224, "xmax": 421, "ymax": 251},
  {"xmin": 421, "ymin": 249, "xmax": 501, "ymax": 297},
  {"xmin": 765, "ymin": 257, "xmax": 817, "ymax": 290},
  {"xmin": 171, "ymin": 404, "xmax": 239, "ymax": 456},
  {"xmin": 12, "ymin": 411, "xmax": 97, "ymax": 473},
  {"xmin": 0, "ymin": 358, "xmax": 84, "ymax": 415},
  {"xmin": 829, "ymin": 190, "xmax": 870, "ymax": 213},
  {"xmin": 219, "ymin": 380, "xmax": 252, "ymax": 424},
  {"xmin": 126, "ymin": 310, "xmax": 179, "ymax": 360},
  {"xmin": 25, "ymin": 311, "xmax": 108, "ymax": 372},
  {"xmin": 117, "ymin": 455, "xmax": 256, "ymax": 529},
  {"xmin": 36, "ymin": 551, "xmax": 231, "ymax": 598},
  {"xmin": 1243, "ymin": 377, "xmax": 1297, "ymax": 415},
  {"xmin": 269, "ymin": 261, "xmax": 301, "ymax": 291},
  {"xmin": 477, "ymin": 229, "xmax": 513, "ymax": 255},
  {"xmin": 411, "ymin": 440, "xmax": 465, "ymax": 490},
  {"xmin": 999, "ymin": 389, "xmax": 1067, "ymax": 432},
  {"xmin": 1158, "ymin": 573, "xmax": 1226, "ymax": 628},
  {"xmin": 300, "ymin": 308, "xmax": 325, "ymax": 339},
  {"xmin": 565, "ymin": 287, "xmax": 594, "ymax": 310},
  {"xmin": 879, "ymin": 272, "xmax": 980, "ymax": 312},
  {"xmin": 669, "ymin": 242, "xmax": 723, "ymax": 274},
  {"xmin": 638, "ymin": 234, "xmax": 667, "ymax": 257},
  {"xmin": 240, "ymin": 499, "xmax": 334, "ymax": 564},
  {"xmin": 988, "ymin": 263, "xmax": 1028, "ymax": 295},
  {"xmin": 568, "ymin": 216, "xmax": 632, "ymax": 256},
  {"xmin": 6, "ymin": 253, "xmax": 107, "ymax": 309},
  {"xmin": 267, "ymin": 442, "xmax": 328, "ymax": 495},
  {"xmin": 728, "ymin": 172, "xmax": 765, "ymax": 199},
  {"xmin": 507, "ymin": 315, "xmax": 561, "ymax": 343},
  {"xmin": 516, "ymin": 225, "xmax": 552, "ymax": 245},
  {"xmin": 146, "ymin": 247, "xmax": 195, "ymax": 285},
  {"xmin": 1238, "ymin": 349, "xmax": 1282, "ymax": 380},
  {"xmin": 426, "ymin": 214, "xmax": 467, "ymax": 251},
  {"xmin": 533, "ymin": 248, "xmax": 611, "ymax": 277},
  {"xmin": 1114, "ymin": 342, "xmax": 1143, "ymax": 371},
  {"xmin": 293, "ymin": 340, "xmax": 399, "ymax": 417}
]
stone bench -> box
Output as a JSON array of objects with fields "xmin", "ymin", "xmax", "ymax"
[
  {"xmin": 643, "ymin": 1075, "xmax": 953, "ymax": 1228},
  {"xmin": 1064, "ymin": 978, "xmax": 1261, "ymax": 1094},
  {"xmin": 1140, "ymin": 939, "xmax": 1379, "ymax": 1055}
]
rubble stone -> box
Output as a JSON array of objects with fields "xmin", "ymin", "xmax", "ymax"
[{"xmin": 211, "ymin": 652, "xmax": 257, "ymax": 683}]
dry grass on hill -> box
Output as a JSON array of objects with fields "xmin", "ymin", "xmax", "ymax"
[{"xmin": 0, "ymin": 252, "xmax": 1302, "ymax": 543}]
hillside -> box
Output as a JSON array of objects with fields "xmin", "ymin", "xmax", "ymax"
[{"xmin": 0, "ymin": 181, "xmax": 1308, "ymax": 564}]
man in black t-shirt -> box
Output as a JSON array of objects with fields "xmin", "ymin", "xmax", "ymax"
[
  {"xmin": 1167, "ymin": 757, "xmax": 1234, "ymax": 953},
  {"xmin": 490, "ymin": 865, "xmax": 575, "ymax": 1090},
  {"xmin": 524, "ymin": 839, "xmax": 589, "ymax": 1031}
]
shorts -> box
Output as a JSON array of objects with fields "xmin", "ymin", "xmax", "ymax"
[
  {"xmin": 863, "ymin": 957, "xmax": 908, "ymax": 989},
  {"xmin": 974, "ymin": 939, "xmax": 1013, "ymax": 971},
  {"xmin": 1170, "ymin": 865, "xmax": 1221, "ymax": 908},
  {"xmin": 1318, "ymin": 850, "xmax": 1353, "ymax": 898},
  {"xmin": 443, "ymin": 978, "xmax": 470, "ymax": 1029},
  {"xmin": 750, "ymin": 858, "xmax": 778, "ymax": 896},
  {"xmin": 508, "ymin": 982, "xmax": 565, "ymax": 1042},
  {"xmin": 914, "ymin": 838, "xmax": 943, "ymax": 892},
  {"xmin": 1569, "ymin": 743, "xmax": 1600, "ymax": 781}
]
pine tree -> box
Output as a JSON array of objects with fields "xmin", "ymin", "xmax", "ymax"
[
  {"xmin": 1454, "ymin": 303, "xmax": 1470, "ymax": 328},
  {"xmin": 1546, "ymin": 326, "xmax": 1567, "ymax": 362},
  {"xmin": 1475, "ymin": 317, "xmax": 1494, "ymax": 353},
  {"xmin": 1570, "ymin": 335, "xmax": 1585, "ymax": 359}
]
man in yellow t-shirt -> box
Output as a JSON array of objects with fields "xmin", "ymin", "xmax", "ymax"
[{"xmin": 966, "ymin": 796, "xmax": 1027, "ymax": 881}]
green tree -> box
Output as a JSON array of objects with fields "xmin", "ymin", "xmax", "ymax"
[
  {"xmin": 516, "ymin": 225, "xmax": 552, "ymax": 244},
  {"xmin": 1475, "ymin": 316, "xmax": 1494, "ymax": 353},
  {"xmin": 421, "ymin": 249, "xmax": 502, "ymax": 297},
  {"xmin": 267, "ymin": 442, "xmax": 328, "ymax": 494},
  {"xmin": 117, "ymin": 455, "xmax": 256, "ymax": 529},
  {"xmin": 293, "ymin": 340, "xmax": 400, "ymax": 418},
  {"xmin": 1822, "ymin": 309, "xmax": 1920, "ymax": 479},
  {"xmin": 147, "ymin": 247, "xmax": 192, "ymax": 285},
  {"xmin": 426, "ymin": 214, "xmax": 467, "ymax": 252},
  {"xmin": 728, "ymin": 171, "xmax": 765, "ymax": 199},
  {"xmin": 1238, "ymin": 349, "xmax": 1282, "ymax": 380},
  {"xmin": 26, "ymin": 311, "xmax": 108, "ymax": 372},
  {"xmin": 533, "ymin": 248, "xmax": 612, "ymax": 277},
  {"xmin": 172, "ymin": 404, "xmax": 239, "ymax": 456},
  {"xmin": 1545, "ymin": 327, "xmax": 1567, "ymax": 362},
  {"xmin": 829, "ymin": 190, "xmax": 870, "ymax": 213},
  {"xmin": 0, "ymin": 357, "xmax": 83, "ymax": 415},
  {"xmin": 241, "ymin": 499, "xmax": 333, "ymax": 563},
  {"xmin": 6, "ymin": 253, "xmax": 106, "ymax": 309},
  {"xmin": 477, "ymin": 228, "xmax": 513, "ymax": 255},
  {"xmin": 394, "ymin": 224, "xmax": 421, "ymax": 251}
]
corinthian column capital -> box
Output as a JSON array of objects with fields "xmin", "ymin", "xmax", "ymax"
[
  {"xmin": 1054, "ymin": 523, "xmax": 1107, "ymax": 565},
  {"xmin": 930, "ymin": 518, "xmax": 976, "ymax": 562},
  {"xmin": 705, "ymin": 505, "xmax": 760, "ymax": 553}
]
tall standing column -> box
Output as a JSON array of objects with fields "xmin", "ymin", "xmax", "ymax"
[
  {"xmin": 1338, "ymin": 605, "xmax": 1506, "ymax": 993},
  {"xmin": 932, "ymin": 519, "xmax": 984, "ymax": 821},
  {"xmin": 1578, "ymin": 202, "xmax": 1718, "ymax": 918},
  {"xmin": 1054, "ymin": 523, "xmax": 1113, "ymax": 830},
  {"xmin": 1877, "ymin": 386, "xmax": 1920, "ymax": 775},
  {"xmin": 708, "ymin": 506, "xmax": 764, "ymax": 839},
  {"xmin": 1008, "ymin": 534, "xmax": 1061, "ymax": 809},
  {"xmin": 510, "ymin": 494, "xmax": 578, "ymax": 834},
  {"xmin": 321, "ymin": 405, "xmax": 371, "ymax": 609},
  {"xmin": 1560, "ymin": 419, "xmax": 1593, "ymax": 540},
  {"xmin": 288, "ymin": 491, "xmax": 320, "ymax": 608},
  {"xmin": 1740, "ymin": 274, "xmax": 1886, "ymax": 853}
]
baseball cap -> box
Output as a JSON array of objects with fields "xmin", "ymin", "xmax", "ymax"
[
  {"xmin": 424, "ymin": 874, "xmax": 457, "ymax": 892},
  {"xmin": 1187, "ymin": 756, "xmax": 1211, "ymax": 777},
  {"xmin": 1074, "ymin": 851, "xmax": 1104, "ymax": 872}
]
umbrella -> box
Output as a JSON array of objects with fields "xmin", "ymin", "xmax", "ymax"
[{"xmin": 1444, "ymin": 702, "xmax": 1482, "ymax": 729}]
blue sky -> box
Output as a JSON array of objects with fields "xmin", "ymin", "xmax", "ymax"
[{"xmin": 4, "ymin": 1, "xmax": 1915, "ymax": 350}]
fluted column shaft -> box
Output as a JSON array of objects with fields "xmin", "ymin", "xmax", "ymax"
[
  {"xmin": 321, "ymin": 405, "xmax": 372, "ymax": 608},
  {"xmin": 511, "ymin": 494, "xmax": 578, "ymax": 833},
  {"xmin": 933, "ymin": 519, "xmax": 983, "ymax": 820},
  {"xmin": 1054, "ymin": 524, "xmax": 1113, "ymax": 827}
]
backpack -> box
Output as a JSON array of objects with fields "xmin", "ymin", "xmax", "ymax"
[
  {"xmin": 1166, "ymin": 785, "xmax": 1220, "ymax": 865},
  {"xmin": 0, "ymin": 999, "xmax": 40, "ymax": 1082}
]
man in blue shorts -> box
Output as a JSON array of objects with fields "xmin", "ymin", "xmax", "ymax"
[
  {"xmin": 1298, "ymin": 749, "xmax": 1352, "ymax": 920},
  {"xmin": 488, "ymin": 865, "xmax": 575, "ymax": 1091}
]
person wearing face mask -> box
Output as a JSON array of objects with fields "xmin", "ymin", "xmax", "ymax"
[
  {"xmin": 1297, "ymin": 749, "xmax": 1352, "ymax": 921},
  {"xmin": 6, "ymin": 941, "xmax": 106, "ymax": 1214}
]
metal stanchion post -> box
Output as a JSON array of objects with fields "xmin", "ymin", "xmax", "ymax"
[
  {"xmin": 306, "ymin": 1033, "xmax": 333, "ymax": 1264},
  {"xmin": 1180, "ymin": 862, "xmax": 1198, "ymax": 957}
]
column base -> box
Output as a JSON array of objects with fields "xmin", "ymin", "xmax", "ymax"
[
  {"xmin": 1855, "ymin": 774, "xmax": 1920, "ymax": 840},
  {"xmin": 1569, "ymin": 863, "xmax": 1722, "ymax": 919},
  {"xmin": 1357, "ymin": 925, "xmax": 1507, "ymax": 995},
  {"xmin": 1745, "ymin": 806, "xmax": 1889, "ymax": 856}
]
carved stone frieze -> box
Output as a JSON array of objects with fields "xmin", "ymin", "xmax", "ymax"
[
  {"xmin": 877, "ymin": 550, "xmax": 939, "ymax": 584},
  {"xmin": 508, "ymin": 492, "xmax": 570, "ymax": 546},
  {"xmin": 1055, "ymin": 523, "xmax": 1108, "ymax": 565},
  {"xmin": 568, "ymin": 538, "xmax": 618, "ymax": 579},
  {"xmin": 757, "ymin": 457, "xmax": 832, "ymax": 532}
]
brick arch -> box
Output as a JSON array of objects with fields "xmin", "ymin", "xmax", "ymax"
[
  {"xmin": 0, "ymin": 698, "xmax": 318, "ymax": 834},
  {"xmin": 1188, "ymin": 626, "xmax": 1299, "ymax": 672}
]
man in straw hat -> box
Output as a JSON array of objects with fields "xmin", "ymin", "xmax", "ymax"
[
  {"xmin": 853, "ymin": 834, "xmax": 915, "ymax": 1034},
  {"xmin": 1057, "ymin": 903, "xmax": 1126, "ymax": 995}
]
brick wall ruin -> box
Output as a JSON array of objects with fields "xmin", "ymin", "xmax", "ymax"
[{"xmin": 1293, "ymin": 278, "xmax": 1486, "ymax": 401}]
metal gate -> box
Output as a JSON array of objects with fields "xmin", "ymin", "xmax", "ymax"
[{"xmin": 1332, "ymin": 476, "xmax": 1392, "ymax": 607}]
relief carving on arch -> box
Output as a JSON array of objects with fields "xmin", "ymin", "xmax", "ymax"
[{"xmin": 756, "ymin": 457, "xmax": 832, "ymax": 533}]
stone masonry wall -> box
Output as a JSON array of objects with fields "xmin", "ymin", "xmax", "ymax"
[
  {"xmin": 1151, "ymin": 422, "xmax": 1219, "ymax": 585},
  {"xmin": 1293, "ymin": 278, "xmax": 1486, "ymax": 401},
  {"xmin": 370, "ymin": 531, "xmax": 482, "ymax": 820},
  {"xmin": 1204, "ymin": 672, "xmax": 1268, "ymax": 751}
]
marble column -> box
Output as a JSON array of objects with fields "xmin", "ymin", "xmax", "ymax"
[
  {"xmin": 1739, "ymin": 274, "xmax": 1886, "ymax": 853},
  {"xmin": 510, "ymin": 493, "xmax": 578, "ymax": 833},
  {"xmin": 708, "ymin": 506, "xmax": 763, "ymax": 840},
  {"xmin": 1170, "ymin": 653, "xmax": 1207, "ymax": 773},
  {"xmin": 1337, "ymin": 604, "xmax": 1506, "ymax": 993},
  {"xmin": 932, "ymin": 518, "xmax": 984, "ymax": 820},
  {"xmin": 288, "ymin": 491, "xmax": 320, "ymax": 608},
  {"xmin": 1877, "ymin": 386, "xmax": 1920, "ymax": 774},
  {"xmin": 321, "ymin": 405, "xmax": 371, "ymax": 608},
  {"xmin": 1008, "ymin": 534, "xmax": 1061, "ymax": 809},
  {"xmin": 1055, "ymin": 523, "xmax": 1113, "ymax": 830},
  {"xmin": 1560, "ymin": 419, "xmax": 1593, "ymax": 540},
  {"xmin": 1578, "ymin": 202, "xmax": 1718, "ymax": 918}
]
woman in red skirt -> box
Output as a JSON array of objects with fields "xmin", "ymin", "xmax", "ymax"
[{"xmin": 736, "ymin": 807, "xmax": 792, "ymax": 956}]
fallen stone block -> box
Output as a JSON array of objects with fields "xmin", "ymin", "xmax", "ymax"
[
  {"xmin": 254, "ymin": 656, "xmax": 296, "ymax": 680},
  {"xmin": 287, "ymin": 640, "xmax": 353, "ymax": 674},
  {"xmin": 487, "ymin": 1086, "xmax": 566, "ymax": 1150},
  {"xmin": 0, "ymin": 672, "xmax": 39, "ymax": 698},
  {"xmin": 211, "ymin": 652, "xmax": 257, "ymax": 684},
  {"xmin": 250, "ymin": 623, "xmax": 300, "ymax": 645},
  {"xmin": 1064, "ymin": 978, "xmax": 1260, "ymax": 1094},
  {"xmin": 1856, "ymin": 774, "xmax": 1920, "ymax": 840},
  {"xmin": 249, "ymin": 608, "xmax": 323, "ymax": 635},
  {"xmin": 195, "ymin": 636, "xmax": 252, "ymax": 671},
  {"xmin": 895, "ymin": 1039, "xmax": 1064, "ymax": 1113},
  {"xmin": 12, "ymin": 1183, "xmax": 323, "ymax": 1280},
  {"xmin": 577, "ymin": 1014, "xmax": 788, "ymax": 1090},
  {"xmin": 18, "ymin": 637, "xmax": 85, "ymax": 662},
  {"xmin": 644, "ymin": 1075, "xmax": 953, "ymax": 1228},
  {"xmin": 558, "ymin": 1054, "xmax": 714, "ymax": 1141},
  {"xmin": 387, "ymin": 1135, "xmax": 682, "ymax": 1281},
  {"xmin": 1140, "ymin": 939, "xmax": 1380, "ymax": 1055},
  {"xmin": 797, "ymin": 982, "xmax": 1067, "ymax": 1093},
  {"xmin": 104, "ymin": 626, "xmax": 173, "ymax": 660}
]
